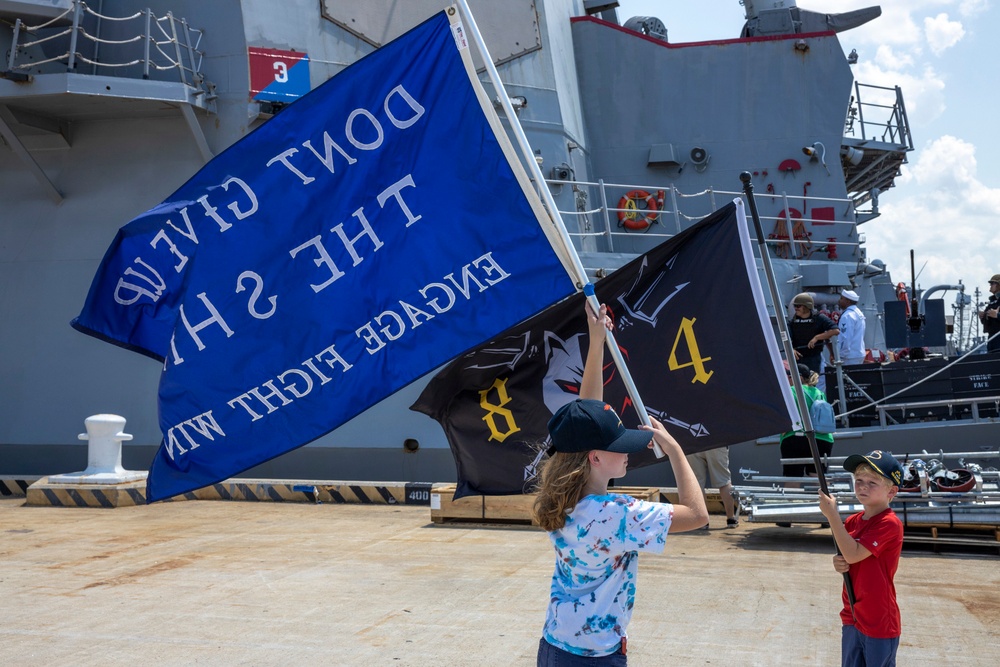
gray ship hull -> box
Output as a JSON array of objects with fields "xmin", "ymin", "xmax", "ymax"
[{"xmin": 2, "ymin": 0, "xmax": 998, "ymax": 487}]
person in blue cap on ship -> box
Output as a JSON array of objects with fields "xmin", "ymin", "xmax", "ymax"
[
  {"xmin": 818, "ymin": 450, "xmax": 905, "ymax": 667},
  {"xmin": 532, "ymin": 302, "xmax": 708, "ymax": 665}
]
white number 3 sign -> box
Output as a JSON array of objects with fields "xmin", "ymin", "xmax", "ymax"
[{"xmin": 273, "ymin": 61, "xmax": 288, "ymax": 83}]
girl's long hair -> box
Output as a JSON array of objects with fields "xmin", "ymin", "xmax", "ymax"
[{"xmin": 532, "ymin": 450, "xmax": 591, "ymax": 532}]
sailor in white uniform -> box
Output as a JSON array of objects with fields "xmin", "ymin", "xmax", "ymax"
[{"xmin": 837, "ymin": 289, "xmax": 866, "ymax": 366}]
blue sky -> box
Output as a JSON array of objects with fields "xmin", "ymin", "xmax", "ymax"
[{"xmin": 616, "ymin": 0, "xmax": 999, "ymax": 307}]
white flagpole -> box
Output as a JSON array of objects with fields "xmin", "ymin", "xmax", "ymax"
[{"xmin": 453, "ymin": 1, "xmax": 661, "ymax": 453}]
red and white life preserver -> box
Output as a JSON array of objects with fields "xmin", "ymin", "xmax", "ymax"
[{"xmin": 617, "ymin": 189, "xmax": 664, "ymax": 231}]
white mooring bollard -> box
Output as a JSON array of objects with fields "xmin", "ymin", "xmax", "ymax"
[{"xmin": 48, "ymin": 414, "xmax": 146, "ymax": 484}]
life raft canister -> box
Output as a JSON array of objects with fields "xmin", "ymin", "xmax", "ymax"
[{"xmin": 617, "ymin": 189, "xmax": 664, "ymax": 231}]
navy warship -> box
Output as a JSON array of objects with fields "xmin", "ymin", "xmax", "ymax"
[{"xmin": 2, "ymin": 0, "xmax": 998, "ymax": 488}]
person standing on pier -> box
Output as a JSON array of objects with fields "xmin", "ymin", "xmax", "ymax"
[
  {"xmin": 818, "ymin": 450, "xmax": 904, "ymax": 667},
  {"xmin": 979, "ymin": 274, "xmax": 1000, "ymax": 353},
  {"xmin": 533, "ymin": 303, "xmax": 707, "ymax": 665},
  {"xmin": 685, "ymin": 446, "xmax": 739, "ymax": 528}
]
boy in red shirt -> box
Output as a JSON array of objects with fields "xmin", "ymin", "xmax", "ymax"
[{"xmin": 819, "ymin": 450, "xmax": 904, "ymax": 667}]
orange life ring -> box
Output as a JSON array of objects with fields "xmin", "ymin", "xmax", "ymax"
[{"xmin": 617, "ymin": 190, "xmax": 663, "ymax": 231}]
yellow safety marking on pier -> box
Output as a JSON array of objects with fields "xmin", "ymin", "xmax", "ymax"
[
  {"xmin": 25, "ymin": 478, "xmax": 147, "ymax": 508},
  {"xmin": 0, "ymin": 477, "xmax": 39, "ymax": 498},
  {"xmin": 321, "ymin": 483, "xmax": 403, "ymax": 504},
  {"xmin": 22, "ymin": 477, "xmax": 436, "ymax": 507}
]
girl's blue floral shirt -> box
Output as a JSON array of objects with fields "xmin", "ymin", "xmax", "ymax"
[{"xmin": 542, "ymin": 493, "xmax": 673, "ymax": 657}]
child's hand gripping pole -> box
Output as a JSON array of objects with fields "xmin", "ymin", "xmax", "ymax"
[{"xmin": 583, "ymin": 285, "xmax": 664, "ymax": 458}]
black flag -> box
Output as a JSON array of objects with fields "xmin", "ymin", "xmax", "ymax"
[{"xmin": 411, "ymin": 201, "xmax": 796, "ymax": 497}]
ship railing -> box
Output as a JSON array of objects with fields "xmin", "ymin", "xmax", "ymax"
[
  {"xmin": 831, "ymin": 335, "xmax": 1000, "ymax": 429},
  {"xmin": 546, "ymin": 178, "xmax": 859, "ymax": 257},
  {"xmin": 4, "ymin": 0, "xmax": 211, "ymax": 97},
  {"xmin": 872, "ymin": 395, "xmax": 1000, "ymax": 427},
  {"xmin": 847, "ymin": 82, "xmax": 914, "ymax": 150}
]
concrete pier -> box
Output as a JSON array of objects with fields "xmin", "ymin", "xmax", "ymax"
[{"xmin": 0, "ymin": 498, "xmax": 996, "ymax": 665}]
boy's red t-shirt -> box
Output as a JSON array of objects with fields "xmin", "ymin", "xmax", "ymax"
[{"xmin": 840, "ymin": 507, "xmax": 903, "ymax": 638}]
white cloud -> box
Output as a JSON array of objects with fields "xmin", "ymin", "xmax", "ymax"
[
  {"xmin": 851, "ymin": 59, "xmax": 946, "ymax": 125},
  {"xmin": 868, "ymin": 45, "xmax": 914, "ymax": 70},
  {"xmin": 908, "ymin": 135, "xmax": 977, "ymax": 188},
  {"xmin": 812, "ymin": 1, "xmax": 978, "ymax": 54},
  {"xmin": 865, "ymin": 6, "xmax": 924, "ymax": 47},
  {"xmin": 864, "ymin": 136, "xmax": 1000, "ymax": 293},
  {"xmin": 958, "ymin": 0, "xmax": 990, "ymax": 18},
  {"xmin": 924, "ymin": 13, "xmax": 966, "ymax": 55}
]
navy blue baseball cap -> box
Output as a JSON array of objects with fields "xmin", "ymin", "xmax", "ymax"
[
  {"xmin": 843, "ymin": 450, "xmax": 904, "ymax": 487},
  {"xmin": 547, "ymin": 399, "xmax": 652, "ymax": 455}
]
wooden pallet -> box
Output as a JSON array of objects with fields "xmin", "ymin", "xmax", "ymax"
[
  {"xmin": 430, "ymin": 485, "xmax": 662, "ymax": 525},
  {"xmin": 901, "ymin": 526, "xmax": 1000, "ymax": 555},
  {"xmin": 660, "ymin": 488, "xmax": 731, "ymax": 514}
]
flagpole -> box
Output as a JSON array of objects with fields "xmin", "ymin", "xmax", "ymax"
[
  {"xmin": 454, "ymin": 1, "xmax": 660, "ymax": 451},
  {"xmin": 740, "ymin": 172, "xmax": 857, "ymax": 613}
]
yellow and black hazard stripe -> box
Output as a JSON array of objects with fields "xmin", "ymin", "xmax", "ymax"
[
  {"xmin": 23, "ymin": 478, "xmax": 436, "ymax": 507},
  {"xmin": 0, "ymin": 477, "xmax": 39, "ymax": 498},
  {"xmin": 26, "ymin": 480, "xmax": 146, "ymax": 508},
  {"xmin": 318, "ymin": 482, "xmax": 433, "ymax": 505}
]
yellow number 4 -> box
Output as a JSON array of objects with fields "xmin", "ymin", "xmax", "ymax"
[{"xmin": 668, "ymin": 317, "xmax": 713, "ymax": 384}]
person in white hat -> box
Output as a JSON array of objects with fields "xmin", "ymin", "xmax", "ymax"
[{"xmin": 837, "ymin": 288, "xmax": 866, "ymax": 366}]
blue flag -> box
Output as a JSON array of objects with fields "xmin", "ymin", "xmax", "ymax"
[{"xmin": 72, "ymin": 11, "xmax": 575, "ymax": 502}]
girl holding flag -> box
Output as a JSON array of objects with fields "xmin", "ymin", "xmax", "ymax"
[{"xmin": 532, "ymin": 303, "xmax": 708, "ymax": 664}]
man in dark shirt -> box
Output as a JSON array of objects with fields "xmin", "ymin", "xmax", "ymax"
[
  {"xmin": 979, "ymin": 274, "xmax": 1000, "ymax": 353},
  {"xmin": 788, "ymin": 292, "xmax": 839, "ymax": 378}
]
